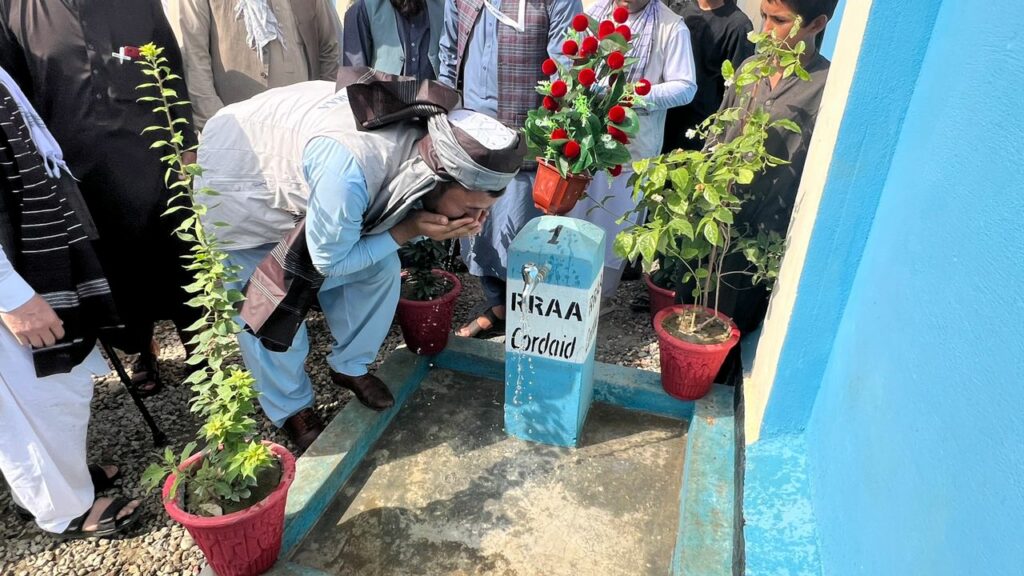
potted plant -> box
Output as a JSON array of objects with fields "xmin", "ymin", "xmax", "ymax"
[
  {"xmin": 135, "ymin": 45, "xmax": 293, "ymax": 576},
  {"xmin": 644, "ymin": 253, "xmax": 684, "ymax": 324},
  {"xmin": 615, "ymin": 26, "xmax": 809, "ymax": 400},
  {"xmin": 396, "ymin": 238, "xmax": 462, "ymax": 355},
  {"xmin": 524, "ymin": 10, "xmax": 651, "ymax": 215}
]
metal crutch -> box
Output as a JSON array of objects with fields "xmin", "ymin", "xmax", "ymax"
[{"xmin": 99, "ymin": 339, "xmax": 168, "ymax": 447}]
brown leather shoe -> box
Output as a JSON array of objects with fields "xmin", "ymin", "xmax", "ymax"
[
  {"xmin": 329, "ymin": 370, "xmax": 395, "ymax": 411},
  {"xmin": 282, "ymin": 408, "xmax": 325, "ymax": 451}
]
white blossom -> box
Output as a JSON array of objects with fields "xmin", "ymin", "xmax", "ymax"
[{"xmin": 685, "ymin": 129, "xmax": 697, "ymax": 139}]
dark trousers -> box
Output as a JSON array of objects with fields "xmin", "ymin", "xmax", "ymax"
[{"xmin": 480, "ymin": 275, "xmax": 506, "ymax": 309}]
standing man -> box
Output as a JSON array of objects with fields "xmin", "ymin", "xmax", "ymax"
[
  {"xmin": 0, "ymin": 0, "xmax": 199, "ymax": 396},
  {"xmin": 197, "ymin": 72, "xmax": 527, "ymax": 449},
  {"xmin": 698, "ymin": 0, "xmax": 836, "ymax": 333},
  {"xmin": 663, "ymin": 0, "xmax": 753, "ymax": 152},
  {"xmin": 179, "ymin": 0, "xmax": 341, "ymax": 129},
  {"xmin": 343, "ymin": 0, "xmax": 445, "ymax": 81},
  {"xmin": 0, "ymin": 68, "xmax": 141, "ymax": 540},
  {"xmin": 439, "ymin": 0, "xmax": 582, "ymax": 339}
]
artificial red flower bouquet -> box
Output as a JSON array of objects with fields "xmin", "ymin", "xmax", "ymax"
[{"xmin": 524, "ymin": 9, "xmax": 652, "ymax": 181}]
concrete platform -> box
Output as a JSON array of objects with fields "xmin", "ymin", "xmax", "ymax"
[{"xmin": 291, "ymin": 369, "xmax": 688, "ymax": 576}]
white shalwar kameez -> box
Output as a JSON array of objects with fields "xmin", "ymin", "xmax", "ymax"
[
  {"xmin": 0, "ymin": 248, "xmax": 107, "ymax": 533},
  {"xmin": 569, "ymin": 1, "xmax": 696, "ymax": 301}
]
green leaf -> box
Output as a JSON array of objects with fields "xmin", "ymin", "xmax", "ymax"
[
  {"xmin": 773, "ymin": 118, "xmax": 800, "ymax": 133},
  {"xmin": 668, "ymin": 168, "xmax": 690, "ymax": 193},
  {"xmin": 613, "ymin": 232, "xmax": 635, "ymax": 259},
  {"xmin": 702, "ymin": 186, "xmax": 720, "ymax": 205},
  {"xmin": 637, "ymin": 231, "xmax": 658, "ymax": 264},
  {"xmin": 696, "ymin": 162, "xmax": 710, "ymax": 183},
  {"xmin": 669, "ymin": 219, "xmax": 695, "ymax": 240},
  {"xmin": 736, "ymin": 73, "xmax": 758, "ymax": 87},
  {"xmin": 721, "ymin": 59, "xmax": 735, "ymax": 80},
  {"xmin": 714, "ymin": 207, "xmax": 735, "ymax": 224},
  {"xmin": 141, "ymin": 463, "xmax": 169, "ymax": 494},
  {"xmin": 599, "ymin": 36, "xmax": 629, "ymax": 53},
  {"xmin": 650, "ymin": 163, "xmax": 669, "ymax": 188},
  {"xmin": 703, "ymin": 222, "xmax": 720, "ymax": 245},
  {"xmin": 666, "ymin": 192, "xmax": 688, "ymax": 216},
  {"xmin": 736, "ymin": 168, "xmax": 756, "ymax": 185}
]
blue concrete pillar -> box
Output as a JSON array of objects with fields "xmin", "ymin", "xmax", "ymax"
[{"xmin": 505, "ymin": 215, "xmax": 605, "ymax": 447}]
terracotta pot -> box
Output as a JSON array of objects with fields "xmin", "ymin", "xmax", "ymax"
[
  {"xmin": 644, "ymin": 274, "xmax": 677, "ymax": 326},
  {"xmin": 532, "ymin": 158, "xmax": 592, "ymax": 215},
  {"xmin": 654, "ymin": 305, "xmax": 740, "ymax": 400},
  {"xmin": 396, "ymin": 269, "xmax": 462, "ymax": 356},
  {"xmin": 163, "ymin": 442, "xmax": 296, "ymax": 576}
]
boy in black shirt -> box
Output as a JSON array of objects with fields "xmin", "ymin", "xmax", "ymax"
[{"xmin": 675, "ymin": 0, "xmax": 836, "ymax": 341}]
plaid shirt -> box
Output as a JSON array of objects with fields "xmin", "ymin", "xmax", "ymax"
[{"xmin": 454, "ymin": 0, "xmax": 551, "ymax": 132}]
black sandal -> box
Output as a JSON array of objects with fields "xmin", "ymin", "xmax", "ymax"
[
  {"xmin": 13, "ymin": 464, "xmax": 122, "ymax": 521},
  {"xmin": 457, "ymin": 305, "xmax": 506, "ymax": 339},
  {"xmin": 130, "ymin": 351, "xmax": 164, "ymax": 398},
  {"xmin": 55, "ymin": 497, "xmax": 141, "ymax": 540}
]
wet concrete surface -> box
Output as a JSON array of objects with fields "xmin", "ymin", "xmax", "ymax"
[{"xmin": 292, "ymin": 369, "xmax": 688, "ymax": 575}]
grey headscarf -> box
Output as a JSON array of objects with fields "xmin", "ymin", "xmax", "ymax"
[{"xmin": 364, "ymin": 110, "xmax": 526, "ymax": 234}]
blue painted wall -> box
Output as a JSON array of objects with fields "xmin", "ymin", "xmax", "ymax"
[
  {"xmin": 759, "ymin": 0, "xmax": 942, "ymax": 439},
  {"xmin": 802, "ymin": 1, "xmax": 1024, "ymax": 574}
]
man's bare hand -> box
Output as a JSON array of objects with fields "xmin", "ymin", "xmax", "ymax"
[
  {"xmin": 180, "ymin": 150, "xmax": 197, "ymax": 181},
  {"xmin": 0, "ymin": 294, "xmax": 65, "ymax": 348},
  {"xmin": 391, "ymin": 211, "xmax": 484, "ymax": 245}
]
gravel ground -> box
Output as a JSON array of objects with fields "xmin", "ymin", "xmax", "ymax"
[{"xmin": 0, "ymin": 275, "xmax": 659, "ymax": 576}]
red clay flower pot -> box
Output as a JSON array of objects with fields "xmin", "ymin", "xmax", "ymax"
[
  {"xmin": 654, "ymin": 305, "xmax": 740, "ymax": 400},
  {"xmin": 533, "ymin": 158, "xmax": 592, "ymax": 215},
  {"xmin": 396, "ymin": 270, "xmax": 462, "ymax": 356},
  {"xmin": 644, "ymin": 273, "xmax": 677, "ymax": 325},
  {"xmin": 163, "ymin": 443, "xmax": 295, "ymax": 576}
]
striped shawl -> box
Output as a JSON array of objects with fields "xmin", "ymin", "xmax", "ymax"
[{"xmin": 0, "ymin": 84, "xmax": 120, "ymax": 376}]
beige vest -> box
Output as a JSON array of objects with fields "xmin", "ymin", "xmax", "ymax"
[{"xmin": 196, "ymin": 80, "xmax": 423, "ymax": 250}]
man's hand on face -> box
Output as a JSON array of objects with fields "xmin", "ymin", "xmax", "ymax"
[
  {"xmin": 391, "ymin": 210, "xmax": 484, "ymax": 245},
  {"xmin": 0, "ymin": 294, "xmax": 65, "ymax": 348}
]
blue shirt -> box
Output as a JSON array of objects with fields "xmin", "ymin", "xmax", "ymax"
[
  {"xmin": 302, "ymin": 136, "xmax": 401, "ymax": 278},
  {"xmin": 438, "ymin": 0, "xmax": 582, "ymax": 115}
]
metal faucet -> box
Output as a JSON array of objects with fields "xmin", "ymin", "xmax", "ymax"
[{"xmin": 521, "ymin": 263, "xmax": 550, "ymax": 298}]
